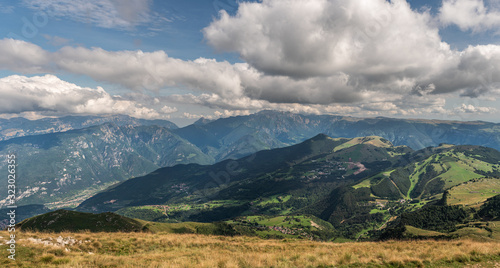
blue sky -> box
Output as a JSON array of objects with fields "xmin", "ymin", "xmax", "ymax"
[{"xmin": 0, "ymin": 0, "xmax": 500, "ymax": 126}]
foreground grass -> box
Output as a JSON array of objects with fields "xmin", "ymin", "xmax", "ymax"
[{"xmin": 1, "ymin": 231, "xmax": 500, "ymax": 267}]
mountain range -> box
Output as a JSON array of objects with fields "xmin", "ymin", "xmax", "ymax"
[
  {"xmin": 2, "ymin": 110, "xmax": 500, "ymax": 212},
  {"xmin": 1, "ymin": 110, "xmax": 499, "ymax": 241},
  {"xmin": 172, "ymin": 111, "xmax": 500, "ymax": 160},
  {"xmin": 78, "ymin": 134, "xmax": 402, "ymax": 213},
  {"xmin": 76, "ymin": 133, "xmax": 500, "ymax": 239},
  {"xmin": 0, "ymin": 114, "xmax": 178, "ymax": 142}
]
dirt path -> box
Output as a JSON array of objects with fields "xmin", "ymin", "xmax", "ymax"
[{"xmin": 310, "ymin": 221, "xmax": 322, "ymax": 230}]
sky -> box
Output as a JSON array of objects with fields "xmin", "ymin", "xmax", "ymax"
[{"xmin": 0, "ymin": 0, "xmax": 500, "ymax": 126}]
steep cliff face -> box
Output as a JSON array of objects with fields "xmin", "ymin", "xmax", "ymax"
[{"xmin": 0, "ymin": 123, "xmax": 211, "ymax": 208}]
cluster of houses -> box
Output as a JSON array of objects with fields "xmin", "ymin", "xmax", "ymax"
[
  {"xmin": 234, "ymin": 217, "xmax": 315, "ymax": 239},
  {"xmin": 268, "ymin": 225, "xmax": 297, "ymax": 234},
  {"xmin": 301, "ymin": 160, "xmax": 366, "ymax": 181},
  {"xmin": 267, "ymin": 225, "xmax": 313, "ymax": 239},
  {"xmin": 171, "ymin": 183, "xmax": 189, "ymax": 194},
  {"xmin": 148, "ymin": 205, "xmax": 170, "ymax": 216}
]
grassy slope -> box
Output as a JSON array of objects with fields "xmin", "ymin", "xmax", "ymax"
[
  {"xmin": 16, "ymin": 210, "xmax": 145, "ymax": 233},
  {"xmin": 402, "ymin": 221, "xmax": 500, "ymax": 241},
  {"xmin": 403, "ymin": 225, "xmax": 447, "ymax": 237},
  {"xmin": 341, "ymin": 146, "xmax": 500, "ymax": 240},
  {"xmin": 333, "ymin": 136, "xmax": 393, "ymax": 152},
  {"xmin": 435, "ymin": 152, "xmax": 485, "ymax": 189},
  {"xmin": 16, "ymin": 210, "xmax": 216, "ymax": 234},
  {"xmin": 353, "ymin": 170, "xmax": 395, "ymax": 190},
  {"xmin": 407, "ymin": 156, "xmax": 434, "ymax": 198},
  {"xmin": 413, "ymin": 150, "xmax": 500, "ymax": 199},
  {"xmin": 489, "ymin": 221, "xmax": 500, "ymax": 240},
  {"xmin": 447, "ymin": 178, "xmax": 500, "ymax": 207},
  {"xmin": 353, "ymin": 148, "xmax": 500, "ymax": 201},
  {"xmin": 233, "ymin": 215, "xmax": 331, "ymax": 229},
  {"xmin": 1, "ymin": 230, "xmax": 500, "ymax": 267}
]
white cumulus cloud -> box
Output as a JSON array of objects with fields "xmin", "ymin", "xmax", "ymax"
[
  {"xmin": 1, "ymin": 0, "xmax": 500, "ymax": 120},
  {"xmin": 204, "ymin": 0, "xmax": 449, "ymax": 80},
  {"xmin": 454, "ymin": 103, "xmax": 497, "ymax": 113},
  {"xmin": 161, "ymin": 106, "xmax": 178, "ymax": 114},
  {"xmin": 203, "ymin": 0, "xmax": 500, "ymax": 103},
  {"xmin": 440, "ymin": 0, "xmax": 500, "ymax": 32},
  {"xmin": 0, "ymin": 74, "xmax": 173, "ymax": 119},
  {"xmin": 0, "ymin": 39, "xmax": 50, "ymax": 73}
]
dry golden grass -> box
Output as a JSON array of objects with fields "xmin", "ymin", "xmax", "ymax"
[{"xmin": 1, "ymin": 230, "xmax": 500, "ymax": 267}]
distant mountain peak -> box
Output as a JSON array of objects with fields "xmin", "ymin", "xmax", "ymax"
[
  {"xmin": 256, "ymin": 110, "xmax": 293, "ymax": 116},
  {"xmin": 331, "ymin": 136, "xmax": 394, "ymax": 152},
  {"xmin": 193, "ymin": 118, "xmax": 214, "ymax": 125},
  {"xmin": 437, "ymin": 143, "xmax": 455, "ymax": 149},
  {"xmin": 357, "ymin": 136, "xmax": 393, "ymax": 147},
  {"xmin": 310, "ymin": 133, "xmax": 331, "ymax": 140}
]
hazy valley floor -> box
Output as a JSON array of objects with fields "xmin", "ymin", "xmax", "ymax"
[{"xmin": 1, "ymin": 231, "xmax": 500, "ymax": 267}]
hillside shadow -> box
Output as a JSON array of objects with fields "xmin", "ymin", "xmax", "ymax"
[{"xmin": 0, "ymin": 133, "xmax": 62, "ymax": 151}]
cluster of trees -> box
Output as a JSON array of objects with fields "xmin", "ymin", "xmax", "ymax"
[
  {"xmin": 371, "ymin": 177, "xmax": 402, "ymax": 199},
  {"xmin": 478, "ymin": 195, "xmax": 500, "ymax": 220},
  {"xmin": 411, "ymin": 164, "xmax": 444, "ymax": 198},
  {"xmin": 398, "ymin": 205, "xmax": 470, "ymax": 232},
  {"xmin": 459, "ymin": 146, "xmax": 500, "ymax": 165}
]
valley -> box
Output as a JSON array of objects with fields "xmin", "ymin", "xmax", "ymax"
[
  {"xmin": 73, "ymin": 133, "xmax": 500, "ymax": 241},
  {"xmin": 3, "ymin": 0, "xmax": 500, "ymax": 266},
  {"xmin": 2, "ymin": 112, "xmax": 500, "ymax": 267},
  {"xmin": 2, "ymin": 111, "xmax": 500, "ymax": 209},
  {"xmin": 0, "ymin": 123, "xmax": 213, "ymax": 207}
]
